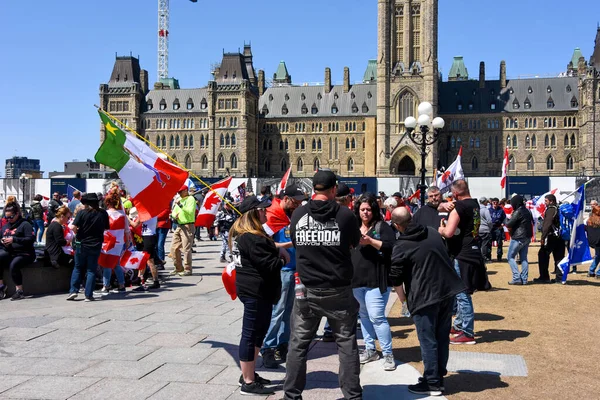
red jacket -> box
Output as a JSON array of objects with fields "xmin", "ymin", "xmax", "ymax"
[{"xmin": 157, "ymin": 207, "xmax": 172, "ymax": 229}]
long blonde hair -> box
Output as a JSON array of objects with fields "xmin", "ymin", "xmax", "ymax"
[{"xmin": 228, "ymin": 209, "xmax": 271, "ymax": 249}]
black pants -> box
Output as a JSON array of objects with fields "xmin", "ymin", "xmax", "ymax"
[
  {"xmin": 538, "ymin": 236, "xmax": 566, "ymax": 280},
  {"xmin": 491, "ymin": 227, "xmax": 504, "ymax": 258},
  {"xmin": 238, "ymin": 296, "xmax": 273, "ymax": 362},
  {"xmin": 0, "ymin": 249, "xmax": 35, "ymax": 286},
  {"xmin": 284, "ymin": 286, "xmax": 362, "ymax": 400},
  {"xmin": 480, "ymin": 232, "xmax": 492, "ymax": 260},
  {"xmin": 412, "ymin": 298, "xmax": 453, "ymax": 388}
]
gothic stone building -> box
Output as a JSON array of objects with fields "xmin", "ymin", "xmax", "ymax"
[{"xmin": 99, "ymin": 0, "xmax": 600, "ymax": 179}]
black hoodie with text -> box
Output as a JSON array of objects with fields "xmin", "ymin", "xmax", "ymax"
[{"xmin": 290, "ymin": 200, "xmax": 361, "ymax": 288}]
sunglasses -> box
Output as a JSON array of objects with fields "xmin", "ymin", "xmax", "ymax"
[{"xmin": 5, "ymin": 214, "xmax": 17, "ymax": 219}]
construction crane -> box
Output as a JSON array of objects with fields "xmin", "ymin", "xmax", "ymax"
[{"xmin": 158, "ymin": 0, "xmax": 197, "ymax": 81}]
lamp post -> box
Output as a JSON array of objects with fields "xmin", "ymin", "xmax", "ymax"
[
  {"xmin": 19, "ymin": 173, "xmax": 28, "ymax": 211},
  {"xmin": 404, "ymin": 102, "xmax": 445, "ymax": 206}
]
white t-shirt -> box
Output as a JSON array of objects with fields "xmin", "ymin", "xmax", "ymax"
[{"xmin": 142, "ymin": 217, "xmax": 158, "ymax": 236}]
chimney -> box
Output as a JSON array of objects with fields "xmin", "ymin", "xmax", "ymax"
[
  {"xmin": 324, "ymin": 67, "xmax": 332, "ymax": 93},
  {"xmin": 258, "ymin": 69, "xmax": 265, "ymax": 97},
  {"xmin": 140, "ymin": 69, "xmax": 149, "ymax": 94},
  {"xmin": 500, "ymin": 60, "xmax": 507, "ymax": 89},
  {"xmin": 343, "ymin": 67, "xmax": 350, "ymax": 93},
  {"xmin": 479, "ymin": 62, "xmax": 485, "ymax": 89}
]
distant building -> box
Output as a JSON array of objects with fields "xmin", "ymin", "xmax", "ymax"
[
  {"xmin": 5, "ymin": 157, "xmax": 42, "ymax": 179},
  {"xmin": 49, "ymin": 159, "xmax": 117, "ymax": 179}
]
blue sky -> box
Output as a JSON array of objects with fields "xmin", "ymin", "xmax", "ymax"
[{"xmin": 2, "ymin": 0, "xmax": 598, "ymax": 176}]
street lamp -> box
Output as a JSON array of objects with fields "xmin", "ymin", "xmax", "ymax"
[
  {"xmin": 19, "ymin": 173, "xmax": 29, "ymax": 211},
  {"xmin": 404, "ymin": 102, "xmax": 445, "ymax": 206}
]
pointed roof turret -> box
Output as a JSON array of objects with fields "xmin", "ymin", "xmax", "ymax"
[
  {"xmin": 273, "ymin": 61, "xmax": 292, "ymax": 85},
  {"xmin": 363, "ymin": 59, "xmax": 377, "ymax": 83},
  {"xmin": 448, "ymin": 56, "xmax": 468, "ymax": 81},
  {"xmin": 591, "ymin": 26, "xmax": 600, "ymax": 66},
  {"xmin": 571, "ymin": 47, "xmax": 584, "ymax": 67}
]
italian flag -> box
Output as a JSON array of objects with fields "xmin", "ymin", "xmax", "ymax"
[
  {"xmin": 95, "ymin": 110, "xmax": 189, "ymax": 221},
  {"xmin": 98, "ymin": 209, "xmax": 126, "ymax": 269},
  {"xmin": 120, "ymin": 249, "xmax": 150, "ymax": 271}
]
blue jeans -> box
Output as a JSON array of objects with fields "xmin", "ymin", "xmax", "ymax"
[
  {"xmin": 589, "ymin": 249, "xmax": 599, "ymax": 274},
  {"xmin": 102, "ymin": 266, "xmax": 125, "ymax": 288},
  {"xmin": 507, "ymin": 238, "xmax": 530, "ymax": 283},
  {"xmin": 33, "ymin": 219, "xmax": 45, "ymax": 242},
  {"xmin": 453, "ymin": 259, "xmax": 475, "ymax": 337},
  {"xmin": 353, "ymin": 286, "xmax": 393, "ymax": 355},
  {"xmin": 156, "ymin": 228, "xmax": 169, "ymax": 261},
  {"xmin": 239, "ymin": 296, "xmax": 273, "ymax": 362},
  {"xmin": 263, "ymin": 269, "xmax": 296, "ymax": 350},
  {"xmin": 70, "ymin": 246, "xmax": 101, "ymax": 299}
]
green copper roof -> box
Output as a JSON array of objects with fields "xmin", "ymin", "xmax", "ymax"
[
  {"xmin": 448, "ymin": 56, "xmax": 468, "ymax": 80},
  {"xmin": 160, "ymin": 77, "xmax": 180, "ymax": 89},
  {"xmin": 274, "ymin": 61, "xmax": 290, "ymax": 80},
  {"xmin": 363, "ymin": 59, "xmax": 377, "ymax": 83},
  {"xmin": 570, "ymin": 47, "xmax": 584, "ymax": 66}
]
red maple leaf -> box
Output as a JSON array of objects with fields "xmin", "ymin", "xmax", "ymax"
[
  {"xmin": 129, "ymin": 257, "xmax": 139, "ymax": 265},
  {"xmin": 102, "ymin": 231, "xmax": 117, "ymax": 252},
  {"xmin": 203, "ymin": 194, "xmax": 221, "ymax": 211}
]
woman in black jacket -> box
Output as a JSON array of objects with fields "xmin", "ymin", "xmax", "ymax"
[
  {"xmin": 44, "ymin": 206, "xmax": 73, "ymax": 269},
  {"xmin": 351, "ymin": 193, "xmax": 396, "ymax": 371},
  {"xmin": 0, "ymin": 202, "xmax": 35, "ymax": 300},
  {"xmin": 229, "ymin": 196, "xmax": 288, "ymax": 396},
  {"xmin": 586, "ymin": 205, "xmax": 600, "ymax": 277},
  {"xmin": 30, "ymin": 194, "xmax": 46, "ymax": 244}
]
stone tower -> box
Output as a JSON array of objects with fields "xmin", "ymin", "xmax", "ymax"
[
  {"xmin": 579, "ymin": 27, "xmax": 600, "ymax": 175},
  {"xmin": 377, "ymin": 0, "xmax": 439, "ymax": 176}
]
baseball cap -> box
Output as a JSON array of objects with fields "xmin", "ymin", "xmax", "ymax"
[
  {"xmin": 336, "ymin": 183, "xmax": 350, "ymax": 197},
  {"xmin": 238, "ymin": 195, "xmax": 272, "ymax": 214},
  {"xmin": 312, "ymin": 170, "xmax": 337, "ymax": 191},
  {"xmin": 281, "ymin": 183, "xmax": 305, "ymax": 200},
  {"xmin": 479, "ymin": 196, "xmax": 488, "ymax": 203},
  {"xmin": 392, "ymin": 192, "xmax": 402, "ymax": 198}
]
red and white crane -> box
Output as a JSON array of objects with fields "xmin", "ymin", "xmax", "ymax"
[{"xmin": 158, "ymin": 0, "xmax": 197, "ymax": 81}]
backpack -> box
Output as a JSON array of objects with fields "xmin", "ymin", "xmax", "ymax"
[{"xmin": 558, "ymin": 203, "xmax": 575, "ymax": 241}]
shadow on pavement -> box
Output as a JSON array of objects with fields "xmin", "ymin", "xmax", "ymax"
[
  {"xmin": 476, "ymin": 329, "xmax": 530, "ymax": 343},
  {"xmin": 565, "ymin": 279, "xmax": 600, "ymax": 287},
  {"xmin": 444, "ymin": 371, "xmax": 509, "ymax": 395},
  {"xmin": 387, "ymin": 317, "xmax": 415, "ymax": 327},
  {"xmin": 391, "ymin": 328, "xmax": 414, "ymax": 340},
  {"xmin": 474, "ymin": 312, "xmax": 505, "ymax": 321},
  {"xmin": 392, "ymin": 346, "xmax": 422, "ymax": 363}
]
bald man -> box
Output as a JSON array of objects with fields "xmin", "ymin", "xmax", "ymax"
[{"xmin": 389, "ymin": 207, "xmax": 465, "ymax": 396}]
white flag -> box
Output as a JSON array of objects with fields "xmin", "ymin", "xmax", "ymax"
[{"xmin": 436, "ymin": 146, "xmax": 464, "ymax": 194}]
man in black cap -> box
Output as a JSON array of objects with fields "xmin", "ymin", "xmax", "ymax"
[
  {"xmin": 335, "ymin": 183, "xmax": 353, "ymax": 209},
  {"xmin": 284, "ymin": 170, "xmax": 362, "ymax": 400}
]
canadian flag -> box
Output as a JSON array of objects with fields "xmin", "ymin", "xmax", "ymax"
[
  {"xmin": 120, "ymin": 249, "xmax": 150, "ymax": 271},
  {"xmin": 531, "ymin": 189, "xmax": 559, "ymax": 220},
  {"xmin": 195, "ymin": 176, "xmax": 233, "ymax": 227},
  {"xmin": 500, "ymin": 147, "xmax": 509, "ymax": 189},
  {"xmin": 222, "ymin": 262, "xmax": 237, "ymax": 300},
  {"xmin": 436, "ymin": 146, "xmax": 464, "ymax": 193},
  {"xmin": 278, "ymin": 167, "xmax": 292, "ymax": 195},
  {"xmin": 98, "ymin": 210, "xmax": 127, "ymax": 269}
]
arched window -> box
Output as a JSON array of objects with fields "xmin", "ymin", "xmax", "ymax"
[
  {"xmin": 329, "ymin": 138, "xmax": 333, "ymax": 159},
  {"xmin": 397, "ymin": 92, "xmax": 415, "ymax": 125},
  {"xmin": 156, "ymin": 135, "xmax": 161, "ymax": 147},
  {"xmin": 225, "ymin": 134, "xmax": 230, "ymax": 147},
  {"xmin": 279, "ymin": 140, "xmax": 284, "ymax": 150},
  {"xmin": 346, "ymin": 138, "xmax": 350, "ymax": 150},
  {"xmin": 469, "ymin": 137, "xmax": 475, "ymax": 148},
  {"xmin": 564, "ymin": 134, "xmax": 569, "ymax": 148},
  {"xmin": 471, "ymin": 157, "xmax": 478, "ymax": 170},
  {"xmin": 551, "ymin": 134, "xmax": 556, "ymax": 148},
  {"xmin": 475, "ymin": 137, "xmax": 480, "ymax": 148},
  {"xmin": 527, "ymin": 155, "xmax": 534, "ymax": 170},
  {"xmin": 566, "ymin": 154, "xmax": 574, "ymax": 170},
  {"xmin": 347, "ymin": 158, "xmax": 354, "ymax": 172},
  {"xmin": 263, "ymin": 139, "xmax": 267, "ymax": 150},
  {"xmin": 231, "ymin": 134, "xmax": 236, "ymax": 147},
  {"xmin": 184, "ymin": 135, "xmax": 189, "ymax": 148},
  {"xmin": 169, "ymin": 135, "xmax": 174, "ymax": 148},
  {"xmin": 351, "ymin": 138, "xmax": 356, "ymax": 150},
  {"xmin": 544, "ymin": 134, "xmax": 550, "ymax": 148},
  {"xmin": 547, "ymin": 155, "xmax": 554, "ymax": 170},
  {"xmin": 230, "ymin": 153, "xmax": 238, "ymax": 169},
  {"xmin": 268, "ymin": 139, "xmax": 273, "ymax": 150},
  {"xmin": 297, "ymin": 158, "xmax": 304, "ymax": 172},
  {"xmin": 313, "ymin": 158, "xmax": 320, "ymax": 171},
  {"xmin": 161, "ymin": 135, "xmax": 166, "ymax": 148},
  {"xmin": 509, "ymin": 155, "xmax": 515, "ymax": 171},
  {"xmin": 564, "ymin": 117, "xmax": 568, "ymax": 127},
  {"xmin": 295, "ymin": 139, "xmax": 300, "ymax": 151},
  {"xmin": 217, "ymin": 154, "xmax": 225, "ymax": 169},
  {"xmin": 175, "ymin": 135, "xmax": 180, "ymax": 148},
  {"xmin": 220, "ymin": 134, "xmax": 225, "ymax": 148},
  {"xmin": 189, "ymin": 135, "xmax": 194, "ymax": 149},
  {"xmin": 312, "ymin": 139, "xmax": 316, "ymax": 151},
  {"xmin": 201, "ymin": 155, "xmax": 208, "ymax": 170},
  {"xmin": 184, "ymin": 154, "xmax": 192, "ymax": 170},
  {"xmin": 532, "ymin": 134, "xmax": 537, "ymax": 148},
  {"xmin": 301, "ymin": 139, "xmax": 305, "ymax": 151},
  {"xmin": 457, "ymin": 137, "xmax": 462, "ymax": 148},
  {"xmin": 284, "ymin": 139, "xmax": 288, "ymax": 151},
  {"xmin": 264, "ymin": 159, "xmax": 271, "ymax": 172},
  {"xmin": 570, "ymin": 134, "xmax": 576, "ymax": 148},
  {"xmin": 281, "ymin": 158, "xmax": 287, "ymax": 172},
  {"xmin": 451, "ymin": 137, "xmax": 456, "ymax": 148},
  {"xmin": 317, "ymin": 138, "xmax": 322, "ymax": 151},
  {"xmin": 507, "ymin": 135, "xmax": 512, "ymax": 148},
  {"xmin": 525, "ymin": 135, "xmax": 531, "ymax": 149},
  {"xmin": 513, "ymin": 135, "xmax": 518, "ymax": 149},
  {"xmin": 533, "ymin": 118, "xmax": 537, "ymax": 128}
]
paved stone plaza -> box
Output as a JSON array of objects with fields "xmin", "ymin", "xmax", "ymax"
[{"xmin": 0, "ymin": 239, "xmax": 442, "ymax": 399}]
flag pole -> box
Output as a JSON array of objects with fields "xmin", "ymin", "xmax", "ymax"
[
  {"xmin": 559, "ymin": 177, "xmax": 599, "ymax": 202},
  {"xmin": 95, "ymin": 106, "xmax": 242, "ymax": 215}
]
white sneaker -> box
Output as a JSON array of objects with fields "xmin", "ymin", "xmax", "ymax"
[
  {"xmin": 66, "ymin": 293, "xmax": 78, "ymax": 301},
  {"xmin": 383, "ymin": 354, "xmax": 396, "ymax": 371},
  {"xmin": 359, "ymin": 349, "xmax": 380, "ymax": 364}
]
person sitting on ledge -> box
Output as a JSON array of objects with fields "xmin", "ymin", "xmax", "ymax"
[
  {"xmin": 44, "ymin": 206, "xmax": 74, "ymax": 269},
  {"xmin": 0, "ymin": 202, "xmax": 36, "ymax": 301}
]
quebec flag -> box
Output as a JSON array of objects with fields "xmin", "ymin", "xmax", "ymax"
[{"xmin": 558, "ymin": 184, "xmax": 592, "ymax": 282}]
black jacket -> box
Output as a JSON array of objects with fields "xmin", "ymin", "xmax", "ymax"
[
  {"xmin": 0, "ymin": 217, "xmax": 35, "ymax": 257},
  {"xmin": 390, "ymin": 225, "xmax": 465, "ymax": 314},
  {"xmin": 233, "ymin": 232, "xmax": 284, "ymax": 304},
  {"xmin": 411, "ymin": 203, "xmax": 446, "ymax": 229},
  {"xmin": 506, "ymin": 206, "xmax": 534, "ymax": 241},
  {"xmin": 44, "ymin": 221, "xmax": 67, "ymax": 265},
  {"xmin": 291, "ymin": 199, "xmax": 361, "ymax": 288},
  {"xmin": 541, "ymin": 205, "xmax": 560, "ymax": 242},
  {"xmin": 30, "ymin": 201, "xmax": 44, "ymax": 221},
  {"xmin": 351, "ymin": 220, "xmax": 395, "ymax": 293},
  {"xmin": 586, "ymin": 225, "xmax": 600, "ymax": 250}
]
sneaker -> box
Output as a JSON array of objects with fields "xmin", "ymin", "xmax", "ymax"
[
  {"xmin": 238, "ymin": 373, "xmax": 271, "ymax": 387},
  {"xmin": 359, "ymin": 348, "xmax": 380, "ymax": 364},
  {"xmin": 66, "ymin": 292, "xmax": 78, "ymax": 301},
  {"xmin": 322, "ymin": 331, "xmax": 335, "ymax": 342},
  {"xmin": 588, "ymin": 272, "xmax": 596, "ymax": 278},
  {"xmin": 148, "ymin": 280, "xmax": 160, "ymax": 290},
  {"xmin": 0, "ymin": 284, "xmax": 7, "ymax": 300},
  {"xmin": 275, "ymin": 344, "xmax": 288, "ymax": 362},
  {"xmin": 133, "ymin": 285, "xmax": 147, "ymax": 292},
  {"xmin": 11, "ymin": 290, "xmax": 24, "ymax": 301},
  {"xmin": 533, "ymin": 278, "xmax": 552, "ymax": 284},
  {"xmin": 408, "ymin": 379, "xmax": 442, "ymax": 396},
  {"xmin": 94, "ymin": 287, "xmax": 110, "ymax": 295},
  {"xmin": 450, "ymin": 332, "xmax": 476, "ymax": 345},
  {"xmin": 383, "ymin": 354, "xmax": 396, "ymax": 371},
  {"xmin": 219, "ymin": 257, "xmax": 227, "ymax": 263},
  {"xmin": 169, "ymin": 269, "xmax": 183, "ymax": 276},
  {"xmin": 111, "ymin": 287, "xmax": 126, "ymax": 293},
  {"xmin": 240, "ymin": 381, "xmax": 275, "ymax": 396},
  {"xmin": 182, "ymin": 270, "xmax": 192, "ymax": 276},
  {"xmin": 507, "ymin": 280, "xmax": 522, "ymax": 285},
  {"xmin": 84, "ymin": 297, "xmax": 95, "ymax": 302},
  {"xmin": 450, "ymin": 326, "xmax": 462, "ymax": 336},
  {"xmin": 262, "ymin": 349, "xmax": 279, "ymax": 369}
]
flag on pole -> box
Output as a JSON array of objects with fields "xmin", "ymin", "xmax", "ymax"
[
  {"xmin": 195, "ymin": 176, "xmax": 233, "ymax": 227},
  {"xmin": 231, "ymin": 182, "xmax": 246, "ymax": 202},
  {"xmin": 66, "ymin": 185, "xmax": 80, "ymax": 201},
  {"xmin": 530, "ymin": 189, "xmax": 558, "ymax": 220},
  {"xmin": 95, "ymin": 110, "xmax": 189, "ymax": 221},
  {"xmin": 436, "ymin": 146, "xmax": 464, "ymax": 194},
  {"xmin": 558, "ymin": 184, "xmax": 593, "ymax": 282},
  {"xmin": 500, "ymin": 147, "xmax": 509, "ymax": 189},
  {"xmin": 97, "ymin": 209, "xmax": 126, "ymax": 269},
  {"xmin": 408, "ymin": 189, "xmax": 421, "ymax": 202},
  {"xmin": 120, "ymin": 249, "xmax": 150, "ymax": 271},
  {"xmin": 263, "ymin": 197, "xmax": 290, "ymax": 236},
  {"xmin": 278, "ymin": 167, "xmax": 292, "ymax": 194}
]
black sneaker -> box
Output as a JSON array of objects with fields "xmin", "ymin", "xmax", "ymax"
[
  {"xmin": 533, "ymin": 278, "xmax": 552, "ymax": 284},
  {"xmin": 238, "ymin": 373, "xmax": 271, "ymax": 386},
  {"xmin": 408, "ymin": 379, "xmax": 442, "ymax": 396},
  {"xmin": 262, "ymin": 349, "xmax": 279, "ymax": 369},
  {"xmin": 0, "ymin": 284, "xmax": 7, "ymax": 300},
  {"xmin": 240, "ymin": 381, "xmax": 275, "ymax": 396},
  {"xmin": 10, "ymin": 290, "xmax": 25, "ymax": 301},
  {"xmin": 588, "ymin": 272, "xmax": 596, "ymax": 278},
  {"xmin": 133, "ymin": 285, "xmax": 147, "ymax": 292},
  {"xmin": 148, "ymin": 280, "xmax": 161, "ymax": 289},
  {"xmin": 275, "ymin": 344, "xmax": 288, "ymax": 362}
]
